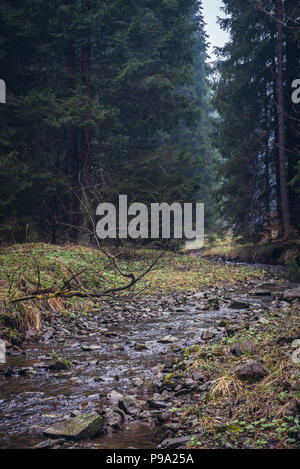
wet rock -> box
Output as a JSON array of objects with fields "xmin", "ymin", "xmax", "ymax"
[
  {"xmin": 198, "ymin": 383, "xmax": 209, "ymax": 392},
  {"xmin": 82, "ymin": 344, "xmax": 102, "ymax": 351},
  {"xmin": 104, "ymin": 407, "xmax": 124, "ymax": 430},
  {"xmin": 157, "ymin": 335, "xmax": 178, "ymax": 344},
  {"xmin": 139, "ymin": 379, "xmax": 157, "ymax": 395},
  {"xmin": 111, "ymin": 344, "xmax": 125, "ymax": 352},
  {"xmin": 190, "ymin": 373, "xmax": 203, "ymax": 384},
  {"xmin": 184, "ymin": 378, "xmax": 198, "ymax": 389},
  {"xmin": 226, "ymin": 324, "xmax": 241, "ymax": 337},
  {"xmin": 104, "ymin": 331, "xmax": 118, "ymax": 338},
  {"xmin": 201, "ymin": 329, "xmax": 216, "ymax": 340},
  {"xmin": 196, "ymin": 304, "xmax": 210, "ymax": 311},
  {"xmin": 29, "ymin": 425, "xmax": 48, "ymax": 435},
  {"xmin": 258, "ymin": 317, "xmax": 269, "ymax": 325},
  {"xmin": 231, "ymin": 340, "xmax": 258, "ymax": 357},
  {"xmin": 134, "ymin": 343, "xmax": 149, "ymax": 351},
  {"xmin": 234, "ymin": 360, "xmax": 269, "ymax": 383},
  {"xmin": 292, "ymin": 339, "xmax": 300, "ymax": 349},
  {"xmin": 132, "ymin": 377, "xmax": 144, "ymax": 387},
  {"xmin": 292, "ymin": 348, "xmax": 300, "ymax": 365},
  {"xmin": 118, "ymin": 395, "xmax": 146, "ymax": 416},
  {"xmin": 160, "ymin": 433, "xmax": 202, "ymax": 449},
  {"xmin": 106, "ymin": 390, "xmax": 124, "ymax": 406},
  {"xmin": 48, "ymin": 358, "xmax": 72, "ymax": 371},
  {"xmin": 34, "ymin": 439, "xmax": 52, "ymax": 449},
  {"xmin": 269, "ymin": 335, "xmax": 294, "ymax": 346},
  {"xmin": 219, "ymin": 320, "xmax": 229, "ymax": 328},
  {"xmin": 147, "ymin": 399, "xmax": 169, "ymax": 410},
  {"xmin": 175, "ymin": 388, "xmax": 191, "ymax": 396},
  {"xmin": 250, "ymin": 290, "xmax": 272, "ymax": 296},
  {"xmin": 283, "ymin": 287, "xmax": 300, "ymax": 302},
  {"xmin": 2, "ymin": 367, "xmax": 16, "ymax": 377},
  {"xmin": 194, "ymin": 292, "xmax": 205, "ymax": 299},
  {"xmin": 229, "ymin": 300, "xmax": 249, "ymax": 309},
  {"xmin": 44, "ymin": 413, "xmax": 103, "ymax": 440}
]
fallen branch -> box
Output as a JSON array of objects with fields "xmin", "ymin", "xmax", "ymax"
[{"xmin": 9, "ymin": 242, "xmax": 173, "ymax": 304}]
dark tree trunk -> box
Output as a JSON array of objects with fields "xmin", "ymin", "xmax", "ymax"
[
  {"xmin": 79, "ymin": 0, "xmax": 92, "ymax": 245},
  {"xmin": 65, "ymin": 0, "xmax": 79, "ymax": 242},
  {"xmin": 276, "ymin": 0, "xmax": 291, "ymax": 238}
]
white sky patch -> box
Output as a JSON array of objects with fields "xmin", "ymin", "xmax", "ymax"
[{"xmin": 202, "ymin": 0, "xmax": 230, "ymax": 62}]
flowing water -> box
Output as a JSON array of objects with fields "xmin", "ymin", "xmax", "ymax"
[{"xmin": 0, "ymin": 281, "xmax": 285, "ymax": 449}]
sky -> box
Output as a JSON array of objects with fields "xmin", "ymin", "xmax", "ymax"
[{"xmin": 202, "ymin": 0, "xmax": 230, "ymax": 62}]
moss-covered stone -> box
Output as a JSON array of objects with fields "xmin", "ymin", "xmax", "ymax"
[{"xmin": 44, "ymin": 413, "xmax": 103, "ymax": 440}]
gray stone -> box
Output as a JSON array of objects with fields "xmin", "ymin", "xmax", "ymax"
[
  {"xmin": 196, "ymin": 304, "xmax": 210, "ymax": 311},
  {"xmin": 105, "ymin": 408, "xmax": 123, "ymax": 430},
  {"xmin": 283, "ymin": 287, "xmax": 300, "ymax": 302},
  {"xmin": 201, "ymin": 329, "xmax": 216, "ymax": 340},
  {"xmin": 234, "ymin": 360, "xmax": 269, "ymax": 383},
  {"xmin": 229, "ymin": 300, "xmax": 249, "ymax": 309},
  {"xmin": 157, "ymin": 335, "xmax": 178, "ymax": 344},
  {"xmin": 44, "ymin": 413, "xmax": 103, "ymax": 440},
  {"xmin": 147, "ymin": 399, "xmax": 169, "ymax": 410},
  {"xmin": 82, "ymin": 344, "xmax": 102, "ymax": 351},
  {"xmin": 292, "ymin": 339, "xmax": 300, "ymax": 349},
  {"xmin": 250, "ymin": 290, "xmax": 272, "ymax": 296},
  {"xmin": 258, "ymin": 317, "xmax": 269, "ymax": 325},
  {"xmin": 292, "ymin": 348, "xmax": 300, "ymax": 365},
  {"xmin": 106, "ymin": 390, "xmax": 123, "ymax": 405},
  {"xmin": 134, "ymin": 343, "xmax": 149, "ymax": 351},
  {"xmin": 231, "ymin": 340, "xmax": 258, "ymax": 357},
  {"xmin": 34, "ymin": 440, "xmax": 52, "ymax": 449},
  {"xmin": 118, "ymin": 395, "xmax": 146, "ymax": 416},
  {"xmin": 161, "ymin": 433, "xmax": 202, "ymax": 449}
]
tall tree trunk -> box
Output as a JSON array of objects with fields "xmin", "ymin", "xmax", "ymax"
[
  {"xmin": 78, "ymin": 0, "xmax": 92, "ymax": 245},
  {"xmin": 285, "ymin": 4, "xmax": 300, "ymax": 230},
  {"xmin": 65, "ymin": 0, "xmax": 78, "ymax": 242},
  {"xmin": 276, "ymin": 0, "xmax": 291, "ymax": 238}
]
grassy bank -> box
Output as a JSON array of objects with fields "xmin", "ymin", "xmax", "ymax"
[
  {"xmin": 1, "ymin": 243, "xmax": 270, "ymax": 343},
  {"xmin": 166, "ymin": 304, "xmax": 300, "ymax": 449},
  {"xmin": 202, "ymin": 237, "xmax": 300, "ymax": 272}
]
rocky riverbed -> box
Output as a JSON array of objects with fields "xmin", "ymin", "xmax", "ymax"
[{"xmin": 0, "ymin": 263, "xmax": 299, "ymax": 449}]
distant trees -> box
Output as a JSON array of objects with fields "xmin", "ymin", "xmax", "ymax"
[
  {"xmin": 214, "ymin": 0, "xmax": 300, "ymax": 239},
  {"xmin": 0, "ymin": 0, "xmax": 216, "ymax": 244}
]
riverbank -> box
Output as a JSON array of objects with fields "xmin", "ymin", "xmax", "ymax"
[
  {"xmin": 195, "ymin": 239, "xmax": 300, "ymax": 282},
  {"xmin": 0, "ymin": 242, "xmax": 272, "ymax": 344},
  {"xmin": 0, "ymin": 243, "xmax": 299, "ymax": 449},
  {"xmin": 153, "ymin": 288, "xmax": 300, "ymax": 449}
]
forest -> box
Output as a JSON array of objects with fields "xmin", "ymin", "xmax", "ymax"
[{"xmin": 0, "ymin": 0, "xmax": 299, "ymax": 453}]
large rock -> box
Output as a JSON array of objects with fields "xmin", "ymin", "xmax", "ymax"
[
  {"xmin": 250, "ymin": 290, "xmax": 271, "ymax": 297},
  {"xmin": 234, "ymin": 360, "xmax": 269, "ymax": 383},
  {"xmin": 292, "ymin": 348, "xmax": 300, "ymax": 365},
  {"xmin": 283, "ymin": 287, "xmax": 300, "ymax": 302},
  {"xmin": 201, "ymin": 329, "xmax": 216, "ymax": 340},
  {"xmin": 104, "ymin": 407, "xmax": 124, "ymax": 430},
  {"xmin": 157, "ymin": 335, "xmax": 178, "ymax": 344},
  {"xmin": 44, "ymin": 413, "xmax": 103, "ymax": 440},
  {"xmin": 118, "ymin": 395, "xmax": 146, "ymax": 416},
  {"xmin": 106, "ymin": 390, "xmax": 124, "ymax": 405},
  {"xmin": 231, "ymin": 340, "xmax": 257, "ymax": 357}
]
